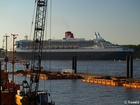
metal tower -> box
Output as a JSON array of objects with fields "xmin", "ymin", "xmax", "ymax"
[
  {"xmin": 20, "ymin": 0, "xmax": 55, "ymax": 104},
  {"xmin": 30, "ymin": 0, "xmax": 48, "ymax": 93}
]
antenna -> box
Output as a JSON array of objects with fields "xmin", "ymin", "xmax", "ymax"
[{"xmin": 95, "ymin": 32, "xmax": 98, "ymax": 39}]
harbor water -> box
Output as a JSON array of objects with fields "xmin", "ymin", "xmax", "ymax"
[{"xmin": 4, "ymin": 60, "xmax": 140, "ymax": 105}]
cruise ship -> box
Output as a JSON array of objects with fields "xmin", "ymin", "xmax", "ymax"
[{"xmin": 8, "ymin": 31, "xmax": 133, "ymax": 60}]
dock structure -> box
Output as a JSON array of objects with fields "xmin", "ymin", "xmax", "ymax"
[
  {"xmin": 14, "ymin": 69, "xmax": 140, "ymax": 89},
  {"xmin": 15, "ymin": 70, "xmax": 83, "ymax": 80},
  {"xmin": 80, "ymin": 73, "xmax": 140, "ymax": 89},
  {"xmin": 11, "ymin": 54, "xmax": 139, "ymax": 89}
]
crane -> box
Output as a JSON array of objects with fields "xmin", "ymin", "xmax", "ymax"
[
  {"xmin": 30, "ymin": 0, "xmax": 47, "ymax": 94},
  {"xmin": 20, "ymin": 0, "xmax": 55, "ymax": 104}
]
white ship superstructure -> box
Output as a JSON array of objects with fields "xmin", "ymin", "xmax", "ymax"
[{"xmin": 8, "ymin": 31, "xmax": 133, "ymax": 60}]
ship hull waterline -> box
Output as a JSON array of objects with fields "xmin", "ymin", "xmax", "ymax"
[{"xmin": 8, "ymin": 51, "xmax": 133, "ymax": 60}]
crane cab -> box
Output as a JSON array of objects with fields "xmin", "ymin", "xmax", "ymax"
[
  {"xmin": 16, "ymin": 91, "xmax": 55, "ymax": 105},
  {"xmin": 36, "ymin": 91, "xmax": 55, "ymax": 105}
]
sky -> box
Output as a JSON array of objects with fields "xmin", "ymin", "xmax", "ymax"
[{"xmin": 0, "ymin": 0, "xmax": 140, "ymax": 49}]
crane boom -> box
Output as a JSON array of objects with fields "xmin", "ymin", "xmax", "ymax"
[
  {"xmin": 20, "ymin": 0, "xmax": 55, "ymax": 104},
  {"xmin": 30, "ymin": 0, "xmax": 48, "ymax": 93}
]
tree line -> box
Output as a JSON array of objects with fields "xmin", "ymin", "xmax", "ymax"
[{"xmin": 124, "ymin": 45, "xmax": 140, "ymax": 59}]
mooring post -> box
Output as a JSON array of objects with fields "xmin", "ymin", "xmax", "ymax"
[
  {"xmin": 72, "ymin": 56, "xmax": 77, "ymax": 73},
  {"xmin": 126, "ymin": 56, "xmax": 129, "ymax": 78},
  {"xmin": 72, "ymin": 56, "xmax": 75, "ymax": 71},
  {"xmin": 74, "ymin": 56, "xmax": 77, "ymax": 73},
  {"xmin": 130, "ymin": 55, "xmax": 133, "ymax": 78}
]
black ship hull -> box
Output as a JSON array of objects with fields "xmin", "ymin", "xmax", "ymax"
[{"xmin": 11, "ymin": 51, "xmax": 133, "ymax": 60}]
